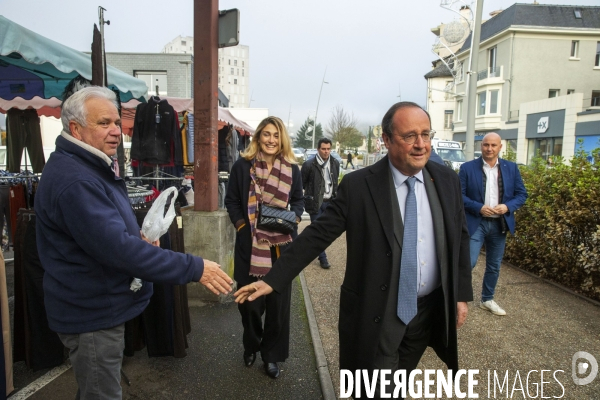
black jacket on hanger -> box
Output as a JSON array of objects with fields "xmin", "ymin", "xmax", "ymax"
[{"xmin": 131, "ymin": 97, "xmax": 182, "ymax": 165}]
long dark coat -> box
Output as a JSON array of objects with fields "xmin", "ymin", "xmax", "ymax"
[{"xmin": 263, "ymin": 156, "xmax": 472, "ymax": 372}]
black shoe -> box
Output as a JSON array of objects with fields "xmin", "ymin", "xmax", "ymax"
[
  {"xmin": 243, "ymin": 352, "xmax": 256, "ymax": 367},
  {"xmin": 320, "ymin": 260, "xmax": 331, "ymax": 269},
  {"xmin": 264, "ymin": 362, "xmax": 280, "ymax": 379}
]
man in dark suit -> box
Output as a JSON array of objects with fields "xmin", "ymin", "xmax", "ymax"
[
  {"xmin": 459, "ymin": 133, "xmax": 527, "ymax": 316},
  {"xmin": 235, "ymin": 102, "xmax": 472, "ymax": 394}
]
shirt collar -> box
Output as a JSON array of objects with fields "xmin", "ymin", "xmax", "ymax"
[
  {"xmin": 388, "ymin": 160, "xmax": 424, "ymax": 189},
  {"xmin": 482, "ymin": 157, "xmax": 500, "ymax": 170},
  {"xmin": 61, "ymin": 131, "xmax": 113, "ymax": 166}
]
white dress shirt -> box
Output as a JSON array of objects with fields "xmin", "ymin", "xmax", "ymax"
[
  {"xmin": 483, "ymin": 159, "xmax": 500, "ymax": 218},
  {"xmin": 390, "ymin": 163, "xmax": 440, "ymax": 297}
]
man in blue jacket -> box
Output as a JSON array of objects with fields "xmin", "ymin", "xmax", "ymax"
[
  {"xmin": 35, "ymin": 86, "xmax": 233, "ymax": 399},
  {"xmin": 459, "ymin": 133, "xmax": 527, "ymax": 316}
]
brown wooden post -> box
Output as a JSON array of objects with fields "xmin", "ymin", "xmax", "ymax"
[{"xmin": 193, "ymin": 0, "xmax": 219, "ymax": 211}]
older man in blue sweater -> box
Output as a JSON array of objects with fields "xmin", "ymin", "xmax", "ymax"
[{"xmin": 35, "ymin": 86, "xmax": 233, "ymax": 399}]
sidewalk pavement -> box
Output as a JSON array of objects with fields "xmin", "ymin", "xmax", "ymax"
[{"xmin": 300, "ymin": 223, "xmax": 600, "ymax": 399}]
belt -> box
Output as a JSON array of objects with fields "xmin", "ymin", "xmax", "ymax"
[
  {"xmin": 322, "ymin": 198, "xmax": 331, "ymax": 202},
  {"xmin": 417, "ymin": 286, "xmax": 443, "ymax": 307}
]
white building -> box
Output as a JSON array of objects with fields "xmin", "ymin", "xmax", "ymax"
[{"xmin": 162, "ymin": 36, "xmax": 250, "ymax": 108}]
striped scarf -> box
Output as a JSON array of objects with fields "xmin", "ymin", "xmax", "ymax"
[{"xmin": 248, "ymin": 152, "xmax": 294, "ymax": 277}]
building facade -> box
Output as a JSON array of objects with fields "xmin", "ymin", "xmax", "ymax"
[
  {"xmin": 449, "ymin": 4, "xmax": 600, "ymax": 163},
  {"xmin": 162, "ymin": 36, "xmax": 250, "ymax": 108}
]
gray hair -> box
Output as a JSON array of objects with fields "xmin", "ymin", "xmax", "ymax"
[{"xmin": 61, "ymin": 86, "xmax": 118, "ymax": 134}]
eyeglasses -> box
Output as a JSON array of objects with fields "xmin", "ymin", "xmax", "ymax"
[{"xmin": 393, "ymin": 130, "xmax": 436, "ymax": 144}]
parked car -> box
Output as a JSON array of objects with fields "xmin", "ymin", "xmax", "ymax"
[
  {"xmin": 330, "ymin": 150, "xmax": 343, "ymax": 164},
  {"xmin": 293, "ymin": 148, "xmax": 305, "ymax": 163},
  {"xmin": 305, "ymin": 149, "xmax": 318, "ymax": 159}
]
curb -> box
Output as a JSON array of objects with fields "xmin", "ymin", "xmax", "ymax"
[{"xmin": 299, "ymin": 271, "xmax": 337, "ymax": 400}]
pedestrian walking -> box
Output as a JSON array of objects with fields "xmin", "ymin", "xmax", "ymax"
[
  {"xmin": 301, "ymin": 138, "xmax": 340, "ymax": 269},
  {"xmin": 459, "ymin": 132, "xmax": 527, "ymax": 316},
  {"xmin": 345, "ymin": 151, "xmax": 355, "ymax": 169},
  {"xmin": 235, "ymin": 102, "xmax": 472, "ymax": 396},
  {"xmin": 224, "ymin": 116, "xmax": 304, "ymax": 379}
]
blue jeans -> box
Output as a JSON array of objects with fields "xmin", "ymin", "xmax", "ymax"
[
  {"xmin": 58, "ymin": 324, "xmax": 125, "ymax": 400},
  {"xmin": 469, "ymin": 219, "xmax": 507, "ymax": 302},
  {"xmin": 309, "ymin": 200, "xmax": 330, "ymax": 262}
]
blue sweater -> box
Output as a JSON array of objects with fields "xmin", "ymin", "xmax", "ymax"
[{"xmin": 35, "ymin": 135, "xmax": 204, "ymax": 334}]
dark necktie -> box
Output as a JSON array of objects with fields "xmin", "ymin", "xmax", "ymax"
[{"xmin": 397, "ymin": 176, "xmax": 418, "ymax": 324}]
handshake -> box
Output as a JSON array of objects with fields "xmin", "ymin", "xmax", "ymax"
[{"xmin": 199, "ymin": 260, "xmax": 273, "ymax": 301}]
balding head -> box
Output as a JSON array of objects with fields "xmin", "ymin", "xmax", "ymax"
[{"xmin": 481, "ymin": 132, "xmax": 502, "ymax": 166}]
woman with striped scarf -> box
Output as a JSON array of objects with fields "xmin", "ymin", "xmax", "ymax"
[{"xmin": 225, "ymin": 116, "xmax": 304, "ymax": 379}]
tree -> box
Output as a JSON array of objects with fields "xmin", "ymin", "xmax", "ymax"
[
  {"xmin": 326, "ymin": 106, "xmax": 361, "ymax": 150},
  {"xmin": 294, "ymin": 117, "xmax": 324, "ymax": 149}
]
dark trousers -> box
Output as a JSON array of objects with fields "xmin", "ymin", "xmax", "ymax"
[
  {"xmin": 237, "ymin": 248, "xmax": 292, "ymax": 363},
  {"xmin": 309, "ymin": 200, "xmax": 330, "ymax": 262},
  {"xmin": 368, "ymin": 288, "xmax": 444, "ymax": 399},
  {"xmin": 6, "ymin": 109, "xmax": 45, "ymax": 173}
]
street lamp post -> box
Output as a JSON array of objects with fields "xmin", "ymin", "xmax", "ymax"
[{"xmin": 312, "ymin": 68, "xmax": 329, "ymax": 149}]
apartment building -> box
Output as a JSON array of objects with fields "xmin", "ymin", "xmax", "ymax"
[
  {"xmin": 450, "ymin": 4, "xmax": 600, "ymax": 163},
  {"xmin": 162, "ymin": 36, "xmax": 250, "ymax": 108}
]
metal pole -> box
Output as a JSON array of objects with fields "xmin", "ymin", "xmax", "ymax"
[
  {"xmin": 99, "ymin": 7, "xmax": 107, "ymax": 86},
  {"xmin": 464, "ymin": 0, "xmax": 484, "ymax": 161},
  {"xmin": 312, "ymin": 68, "xmax": 328, "ymax": 149},
  {"xmin": 193, "ymin": 0, "xmax": 219, "ymax": 211}
]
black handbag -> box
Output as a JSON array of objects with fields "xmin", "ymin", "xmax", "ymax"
[{"xmin": 257, "ymin": 204, "xmax": 296, "ymax": 234}]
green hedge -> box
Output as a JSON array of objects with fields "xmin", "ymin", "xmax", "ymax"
[{"xmin": 504, "ymin": 148, "xmax": 600, "ymax": 301}]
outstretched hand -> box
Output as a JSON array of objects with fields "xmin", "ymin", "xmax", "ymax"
[
  {"xmin": 234, "ymin": 281, "xmax": 273, "ymax": 303},
  {"xmin": 200, "ymin": 260, "xmax": 233, "ymax": 295},
  {"xmin": 456, "ymin": 301, "xmax": 468, "ymax": 328}
]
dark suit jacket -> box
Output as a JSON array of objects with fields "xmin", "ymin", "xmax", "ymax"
[
  {"xmin": 263, "ymin": 156, "xmax": 472, "ymax": 372},
  {"xmin": 459, "ymin": 157, "xmax": 527, "ymax": 235},
  {"xmin": 224, "ymin": 157, "xmax": 304, "ymax": 286}
]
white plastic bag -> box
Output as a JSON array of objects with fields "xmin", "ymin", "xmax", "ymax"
[
  {"xmin": 141, "ymin": 187, "xmax": 178, "ymax": 243},
  {"xmin": 131, "ymin": 187, "xmax": 179, "ymax": 292}
]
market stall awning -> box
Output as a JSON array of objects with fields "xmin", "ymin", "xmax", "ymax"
[{"xmin": 0, "ymin": 15, "xmax": 147, "ymax": 103}]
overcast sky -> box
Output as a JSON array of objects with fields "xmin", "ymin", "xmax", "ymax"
[{"xmin": 2, "ymin": 0, "xmax": 598, "ymax": 133}]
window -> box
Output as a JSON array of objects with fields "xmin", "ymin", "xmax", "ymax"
[
  {"xmin": 567, "ymin": 89, "xmax": 575, "ymax": 95},
  {"xmin": 444, "ymin": 111, "xmax": 453, "ymax": 129},
  {"xmin": 242, "ymin": 61, "xmax": 245, "ymax": 67},
  {"xmin": 574, "ymin": 9, "xmax": 582, "ymax": 19},
  {"xmin": 477, "ymin": 92, "xmax": 486, "ymax": 116},
  {"xmin": 596, "ymin": 42, "xmax": 600, "ymax": 67},
  {"xmin": 528, "ymin": 138, "xmax": 563, "ymax": 164},
  {"xmin": 457, "ymin": 62, "xmax": 464, "ymax": 82},
  {"xmin": 228, "ymin": 59, "xmax": 231, "ymax": 65},
  {"xmin": 218, "ymin": 77, "xmax": 221, "ymax": 83},
  {"xmin": 571, "ymin": 41, "xmax": 579, "ymax": 58},
  {"xmin": 490, "ymin": 90, "xmax": 499, "ymax": 114},
  {"xmin": 489, "ymin": 47, "xmax": 497, "ymax": 74},
  {"xmin": 237, "ymin": 69, "xmax": 239, "ymax": 75},
  {"xmin": 549, "ymin": 89, "xmax": 560, "ymax": 98},
  {"xmin": 456, "ymin": 100, "xmax": 463, "ymax": 121},
  {"xmin": 592, "ymin": 91, "xmax": 600, "ymax": 107},
  {"xmin": 234, "ymin": 60, "xmax": 237, "ymax": 66},
  {"xmin": 234, "ymin": 79, "xmax": 237, "ymax": 85},
  {"xmin": 181, "ymin": 40, "xmax": 186, "ymax": 46},
  {"xmin": 242, "ymin": 69, "xmax": 245, "ymax": 77},
  {"xmin": 134, "ymin": 71, "xmax": 167, "ymax": 96},
  {"xmin": 218, "ymin": 58, "xmax": 220, "ymax": 65},
  {"xmin": 230, "ymin": 68, "xmax": 234, "ymax": 74}
]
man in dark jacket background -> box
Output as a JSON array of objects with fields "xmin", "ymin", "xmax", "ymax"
[
  {"xmin": 35, "ymin": 86, "xmax": 233, "ymax": 399},
  {"xmin": 301, "ymin": 138, "xmax": 340, "ymax": 269}
]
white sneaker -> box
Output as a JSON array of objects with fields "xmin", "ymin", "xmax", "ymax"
[{"xmin": 480, "ymin": 300, "xmax": 506, "ymax": 316}]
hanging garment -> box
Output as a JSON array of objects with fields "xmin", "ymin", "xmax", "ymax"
[
  {"xmin": 8, "ymin": 184, "xmax": 26, "ymax": 242},
  {"xmin": 218, "ymin": 126, "xmax": 229, "ymax": 172},
  {"xmin": 5, "ymin": 109, "xmax": 45, "ymax": 173},
  {"xmin": 12, "ymin": 211, "xmax": 64, "ymax": 371},
  {"xmin": 0, "ymin": 186, "xmax": 12, "ymax": 249},
  {"xmin": 124, "ymin": 205, "xmax": 191, "ymax": 358},
  {"xmin": 0, "ymin": 250, "xmax": 13, "ymax": 396},
  {"xmin": 131, "ymin": 97, "xmax": 182, "ymax": 165},
  {"xmin": 187, "ymin": 113, "xmax": 194, "ymax": 163},
  {"xmin": 180, "ymin": 113, "xmax": 189, "ymax": 165}
]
